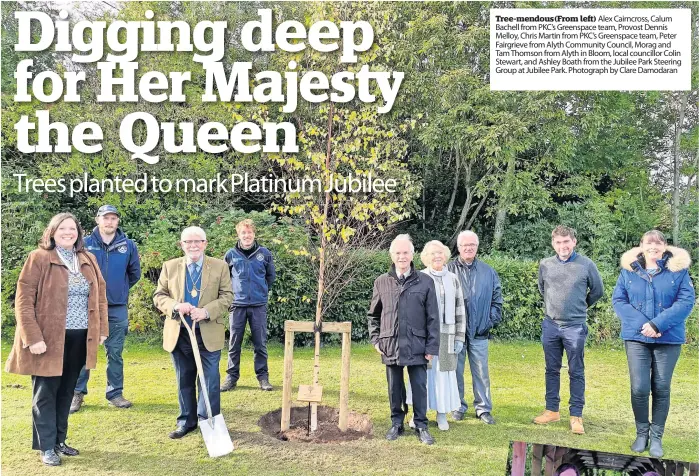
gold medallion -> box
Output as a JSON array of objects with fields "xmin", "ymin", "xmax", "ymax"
[{"xmin": 191, "ymin": 289, "xmax": 198, "ymax": 298}]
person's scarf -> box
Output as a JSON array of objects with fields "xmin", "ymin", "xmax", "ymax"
[{"xmin": 426, "ymin": 267, "xmax": 455, "ymax": 325}]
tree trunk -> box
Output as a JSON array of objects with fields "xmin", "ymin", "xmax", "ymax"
[
  {"xmin": 492, "ymin": 207, "xmax": 507, "ymax": 251},
  {"xmin": 311, "ymin": 103, "xmax": 334, "ymax": 431},
  {"xmin": 446, "ymin": 148, "xmax": 460, "ymax": 216},
  {"xmin": 492, "ymin": 153, "xmax": 516, "ymax": 250},
  {"xmin": 450, "ymin": 164, "xmax": 494, "ymax": 247},
  {"xmin": 684, "ymin": 173, "xmax": 695, "ymax": 206},
  {"xmin": 449, "ymin": 162, "xmax": 473, "ymax": 246},
  {"xmin": 672, "ymin": 91, "xmax": 688, "ymax": 245},
  {"xmin": 422, "ymin": 167, "xmax": 426, "ymax": 230},
  {"xmin": 695, "ymin": 131, "xmax": 699, "ymax": 260}
]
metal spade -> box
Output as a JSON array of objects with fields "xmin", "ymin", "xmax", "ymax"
[{"xmin": 182, "ymin": 318, "xmax": 234, "ymax": 458}]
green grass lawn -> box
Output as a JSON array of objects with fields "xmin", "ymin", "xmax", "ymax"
[{"xmin": 2, "ymin": 340, "xmax": 697, "ymax": 475}]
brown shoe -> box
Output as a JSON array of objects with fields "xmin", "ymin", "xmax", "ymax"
[
  {"xmin": 69, "ymin": 392, "xmax": 84, "ymax": 414},
  {"xmin": 533, "ymin": 410, "xmax": 560, "ymax": 425},
  {"xmin": 570, "ymin": 416, "xmax": 585, "ymax": 434}
]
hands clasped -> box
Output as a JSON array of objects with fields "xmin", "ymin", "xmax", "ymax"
[
  {"xmin": 641, "ymin": 322, "xmax": 662, "ymax": 338},
  {"xmin": 174, "ymin": 303, "xmax": 208, "ymax": 322}
]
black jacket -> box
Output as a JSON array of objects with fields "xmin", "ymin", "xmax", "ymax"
[{"xmin": 368, "ymin": 263, "xmax": 440, "ymax": 366}]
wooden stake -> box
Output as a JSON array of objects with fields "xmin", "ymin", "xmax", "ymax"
[
  {"xmin": 281, "ymin": 329, "xmax": 294, "ymax": 431},
  {"xmin": 511, "ymin": 441, "xmax": 527, "ymax": 476},
  {"xmin": 311, "ymin": 329, "xmax": 320, "ymax": 431},
  {"xmin": 544, "ymin": 445, "xmax": 556, "ymax": 476},
  {"xmin": 339, "ymin": 329, "xmax": 351, "ymax": 431},
  {"xmin": 284, "ymin": 321, "xmax": 350, "ymax": 333},
  {"xmin": 532, "ymin": 444, "xmax": 544, "ymax": 476}
]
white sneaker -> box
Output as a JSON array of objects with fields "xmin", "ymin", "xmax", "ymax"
[{"xmin": 437, "ymin": 413, "xmax": 449, "ymax": 431}]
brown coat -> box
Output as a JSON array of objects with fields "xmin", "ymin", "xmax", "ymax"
[
  {"xmin": 153, "ymin": 256, "xmax": 233, "ymax": 353},
  {"xmin": 5, "ymin": 248, "xmax": 109, "ymax": 377}
]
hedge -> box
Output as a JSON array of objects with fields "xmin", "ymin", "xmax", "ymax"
[{"xmin": 2, "ymin": 210, "xmax": 697, "ymax": 346}]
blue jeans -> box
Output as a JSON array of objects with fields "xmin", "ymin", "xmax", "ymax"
[
  {"xmin": 542, "ymin": 318, "xmax": 587, "ymax": 417},
  {"xmin": 225, "ymin": 305, "xmax": 269, "ymax": 382},
  {"xmin": 171, "ymin": 328, "xmax": 221, "ymax": 429},
  {"xmin": 455, "ymin": 337, "xmax": 492, "ymax": 416},
  {"xmin": 75, "ymin": 319, "xmax": 128, "ymax": 400},
  {"xmin": 625, "ymin": 340, "xmax": 681, "ymax": 434}
]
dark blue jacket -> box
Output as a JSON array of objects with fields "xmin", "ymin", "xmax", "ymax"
[
  {"xmin": 447, "ymin": 258, "xmax": 503, "ymax": 339},
  {"xmin": 612, "ymin": 246, "xmax": 695, "ymax": 345},
  {"xmin": 84, "ymin": 227, "xmax": 141, "ymax": 319},
  {"xmin": 224, "ymin": 243, "xmax": 275, "ymax": 307}
]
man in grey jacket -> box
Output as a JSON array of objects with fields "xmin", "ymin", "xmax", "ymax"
[
  {"xmin": 534, "ymin": 225, "xmax": 604, "ymax": 435},
  {"xmin": 447, "ymin": 230, "xmax": 502, "ymax": 425},
  {"xmin": 368, "ymin": 234, "xmax": 440, "ymax": 445}
]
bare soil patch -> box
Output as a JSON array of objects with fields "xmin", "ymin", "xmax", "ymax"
[{"xmin": 258, "ymin": 405, "xmax": 373, "ymax": 443}]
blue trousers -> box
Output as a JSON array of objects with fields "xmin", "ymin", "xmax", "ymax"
[
  {"xmin": 542, "ymin": 318, "xmax": 587, "ymax": 417},
  {"xmin": 171, "ymin": 327, "xmax": 221, "ymax": 429},
  {"xmin": 75, "ymin": 319, "xmax": 128, "ymax": 400},
  {"xmin": 625, "ymin": 340, "xmax": 681, "ymax": 435},
  {"xmin": 455, "ymin": 337, "xmax": 492, "ymax": 416},
  {"xmin": 225, "ymin": 305, "xmax": 269, "ymax": 382}
]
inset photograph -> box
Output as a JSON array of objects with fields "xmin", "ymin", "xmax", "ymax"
[{"xmin": 506, "ymin": 441, "xmax": 699, "ymax": 476}]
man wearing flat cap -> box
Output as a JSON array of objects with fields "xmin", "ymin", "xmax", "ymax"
[{"xmin": 71, "ymin": 205, "xmax": 141, "ymax": 413}]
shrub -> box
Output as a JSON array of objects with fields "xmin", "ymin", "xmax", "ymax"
[{"xmin": 3, "ymin": 208, "xmax": 695, "ymax": 347}]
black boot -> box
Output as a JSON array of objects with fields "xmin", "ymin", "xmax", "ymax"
[
  {"xmin": 220, "ymin": 375, "xmax": 237, "ymax": 392},
  {"xmin": 649, "ymin": 423, "xmax": 664, "ymax": 458},
  {"xmin": 630, "ymin": 421, "xmax": 649, "ymax": 453}
]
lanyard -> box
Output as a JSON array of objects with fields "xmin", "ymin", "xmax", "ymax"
[{"xmin": 56, "ymin": 248, "xmax": 79, "ymax": 273}]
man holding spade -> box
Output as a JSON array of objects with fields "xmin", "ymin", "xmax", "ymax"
[{"xmin": 154, "ymin": 226, "xmax": 233, "ymax": 439}]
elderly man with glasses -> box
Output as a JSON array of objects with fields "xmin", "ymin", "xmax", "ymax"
[
  {"xmin": 447, "ymin": 230, "xmax": 503, "ymax": 425},
  {"xmin": 153, "ymin": 226, "xmax": 233, "ymax": 439}
]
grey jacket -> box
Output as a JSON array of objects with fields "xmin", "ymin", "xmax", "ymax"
[{"xmin": 368, "ymin": 264, "xmax": 440, "ymax": 366}]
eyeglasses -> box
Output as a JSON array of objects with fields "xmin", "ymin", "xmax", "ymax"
[
  {"xmin": 458, "ymin": 244, "xmax": 478, "ymax": 249},
  {"xmin": 182, "ymin": 240, "xmax": 206, "ymax": 245}
]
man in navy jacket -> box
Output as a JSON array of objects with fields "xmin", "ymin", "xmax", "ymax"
[
  {"xmin": 71, "ymin": 205, "xmax": 141, "ymax": 412},
  {"xmin": 447, "ymin": 230, "xmax": 503, "ymax": 425},
  {"xmin": 221, "ymin": 219, "xmax": 276, "ymax": 392}
]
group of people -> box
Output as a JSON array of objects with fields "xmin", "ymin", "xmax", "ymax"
[
  {"xmin": 5, "ymin": 209, "xmax": 275, "ymax": 466},
  {"xmin": 368, "ymin": 226, "xmax": 694, "ymax": 460},
  {"xmin": 4, "ymin": 209, "xmax": 695, "ymax": 466}
]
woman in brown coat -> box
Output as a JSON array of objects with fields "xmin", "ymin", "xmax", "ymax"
[{"xmin": 5, "ymin": 213, "xmax": 108, "ymax": 466}]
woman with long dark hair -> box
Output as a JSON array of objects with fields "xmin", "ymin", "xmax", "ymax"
[{"xmin": 5, "ymin": 213, "xmax": 108, "ymax": 466}]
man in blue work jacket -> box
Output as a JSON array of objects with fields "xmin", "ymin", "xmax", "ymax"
[
  {"xmin": 221, "ymin": 219, "xmax": 276, "ymax": 392},
  {"xmin": 70, "ymin": 205, "xmax": 141, "ymax": 412}
]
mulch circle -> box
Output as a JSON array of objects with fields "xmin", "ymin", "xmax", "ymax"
[{"xmin": 258, "ymin": 406, "xmax": 373, "ymax": 443}]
